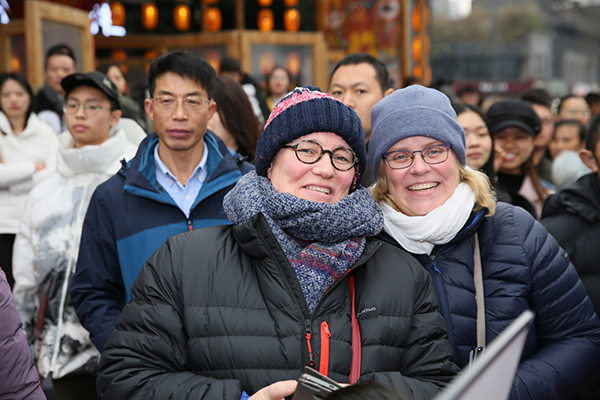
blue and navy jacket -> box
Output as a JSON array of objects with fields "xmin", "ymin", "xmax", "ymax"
[
  {"xmin": 382, "ymin": 202, "xmax": 600, "ymax": 400},
  {"xmin": 70, "ymin": 132, "xmax": 254, "ymax": 352}
]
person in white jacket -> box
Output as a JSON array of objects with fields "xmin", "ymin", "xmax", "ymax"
[
  {"xmin": 12, "ymin": 71, "xmax": 140, "ymax": 400},
  {"xmin": 0, "ymin": 72, "xmax": 58, "ymax": 289}
]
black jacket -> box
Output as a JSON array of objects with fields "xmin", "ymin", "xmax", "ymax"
[
  {"xmin": 542, "ymin": 173, "xmax": 600, "ymax": 314},
  {"xmin": 98, "ymin": 213, "xmax": 459, "ymax": 399}
]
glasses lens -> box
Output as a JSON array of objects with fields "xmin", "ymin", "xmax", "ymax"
[
  {"xmin": 155, "ymin": 96, "xmax": 176, "ymax": 110},
  {"xmin": 184, "ymin": 96, "xmax": 207, "ymax": 111},
  {"xmin": 331, "ymin": 148, "xmax": 356, "ymax": 170},
  {"xmin": 423, "ymin": 145, "xmax": 449, "ymax": 164},
  {"xmin": 387, "ymin": 151, "xmax": 413, "ymax": 169},
  {"xmin": 295, "ymin": 141, "xmax": 322, "ymax": 163}
]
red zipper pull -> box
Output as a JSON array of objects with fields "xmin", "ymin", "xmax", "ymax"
[
  {"xmin": 320, "ymin": 321, "xmax": 331, "ymax": 376},
  {"xmin": 305, "ymin": 320, "xmax": 315, "ymax": 367}
]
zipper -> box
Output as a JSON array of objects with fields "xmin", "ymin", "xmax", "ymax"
[
  {"xmin": 428, "ymin": 254, "xmax": 458, "ymax": 359},
  {"xmin": 319, "ymin": 321, "xmax": 331, "ymax": 376},
  {"xmin": 305, "ymin": 319, "xmax": 315, "ymax": 367},
  {"xmin": 187, "ymin": 219, "xmax": 193, "ymax": 231}
]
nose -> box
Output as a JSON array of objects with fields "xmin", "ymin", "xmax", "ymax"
[
  {"xmin": 74, "ymin": 105, "xmax": 87, "ymax": 118},
  {"xmin": 311, "ymin": 154, "xmax": 336, "ymax": 178},
  {"xmin": 172, "ymin": 99, "xmax": 188, "ymax": 120},
  {"xmin": 409, "ymin": 152, "xmax": 431, "ymax": 175},
  {"xmin": 340, "ymin": 92, "xmax": 355, "ymax": 108}
]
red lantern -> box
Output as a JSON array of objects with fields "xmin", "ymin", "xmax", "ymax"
[
  {"xmin": 111, "ymin": 49, "xmax": 128, "ymax": 61},
  {"xmin": 257, "ymin": 9, "xmax": 274, "ymax": 32},
  {"xmin": 283, "ymin": 0, "xmax": 299, "ymax": 6},
  {"xmin": 173, "ymin": 4, "xmax": 190, "ymax": 31},
  {"xmin": 110, "ymin": 1, "xmax": 125, "ymax": 26},
  {"xmin": 284, "ymin": 9, "xmax": 300, "ymax": 32},
  {"xmin": 205, "ymin": 7, "xmax": 222, "ymax": 32},
  {"xmin": 142, "ymin": 3, "xmax": 158, "ymax": 30},
  {"xmin": 257, "ymin": 0, "xmax": 273, "ymax": 6}
]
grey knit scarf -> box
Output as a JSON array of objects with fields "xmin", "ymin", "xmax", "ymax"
[{"xmin": 224, "ymin": 171, "xmax": 384, "ymax": 313}]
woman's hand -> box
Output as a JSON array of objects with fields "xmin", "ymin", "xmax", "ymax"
[
  {"xmin": 34, "ymin": 162, "xmax": 45, "ymax": 172},
  {"xmin": 249, "ymin": 380, "xmax": 298, "ymax": 400},
  {"xmin": 493, "ymin": 144, "xmax": 506, "ymax": 173}
]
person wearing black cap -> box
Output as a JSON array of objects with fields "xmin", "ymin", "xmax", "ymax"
[
  {"xmin": 11, "ymin": 71, "xmax": 139, "ymax": 399},
  {"xmin": 486, "ymin": 99, "xmax": 554, "ymax": 219}
]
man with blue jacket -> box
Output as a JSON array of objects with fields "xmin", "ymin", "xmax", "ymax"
[{"xmin": 69, "ymin": 51, "xmax": 254, "ymax": 352}]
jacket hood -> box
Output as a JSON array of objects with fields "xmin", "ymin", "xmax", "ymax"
[{"xmin": 542, "ymin": 173, "xmax": 600, "ymax": 223}]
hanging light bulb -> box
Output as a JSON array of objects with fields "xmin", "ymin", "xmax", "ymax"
[
  {"xmin": 284, "ymin": 8, "xmax": 300, "ymax": 32},
  {"xmin": 257, "ymin": 8, "xmax": 274, "ymax": 32},
  {"xmin": 257, "ymin": 0, "xmax": 273, "ymax": 6},
  {"xmin": 173, "ymin": 4, "xmax": 190, "ymax": 31},
  {"xmin": 142, "ymin": 3, "xmax": 158, "ymax": 30},
  {"xmin": 110, "ymin": 1, "xmax": 126, "ymax": 26},
  {"xmin": 205, "ymin": 7, "xmax": 222, "ymax": 32},
  {"xmin": 283, "ymin": 0, "xmax": 298, "ymax": 6}
]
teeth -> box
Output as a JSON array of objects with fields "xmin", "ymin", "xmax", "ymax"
[
  {"xmin": 408, "ymin": 182, "xmax": 438, "ymax": 191},
  {"xmin": 306, "ymin": 186, "xmax": 331, "ymax": 194}
]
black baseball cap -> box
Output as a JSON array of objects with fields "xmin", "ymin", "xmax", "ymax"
[
  {"xmin": 61, "ymin": 71, "xmax": 120, "ymax": 108},
  {"xmin": 486, "ymin": 99, "xmax": 541, "ymax": 136}
]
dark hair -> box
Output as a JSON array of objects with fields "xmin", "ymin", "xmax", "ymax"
[
  {"xmin": 585, "ymin": 112, "xmax": 600, "ymax": 152},
  {"xmin": 330, "ymin": 53, "xmax": 391, "ymax": 94},
  {"xmin": 266, "ymin": 66, "xmax": 291, "ymax": 96},
  {"xmin": 97, "ymin": 62, "xmax": 122, "ymax": 76},
  {"xmin": 554, "ymin": 119, "xmax": 585, "ymax": 143},
  {"xmin": 148, "ymin": 51, "xmax": 216, "ymax": 99},
  {"xmin": 585, "ymin": 92, "xmax": 600, "ymax": 107},
  {"xmin": 453, "ymin": 103, "xmax": 495, "ymax": 179},
  {"xmin": 521, "ymin": 88, "xmax": 552, "ymax": 108},
  {"xmin": 325, "ymin": 383, "xmax": 406, "ymax": 400},
  {"xmin": 557, "ymin": 95, "xmax": 582, "ymax": 114},
  {"xmin": 219, "ymin": 57, "xmax": 242, "ymax": 74},
  {"xmin": 457, "ymin": 85, "xmax": 479, "ymax": 97},
  {"xmin": 0, "ymin": 72, "xmax": 34, "ymax": 121},
  {"xmin": 212, "ymin": 77, "xmax": 260, "ymax": 161},
  {"xmin": 45, "ymin": 44, "xmax": 76, "ymax": 68}
]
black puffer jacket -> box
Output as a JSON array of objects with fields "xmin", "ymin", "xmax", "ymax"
[
  {"xmin": 98, "ymin": 213, "xmax": 459, "ymax": 399},
  {"xmin": 542, "ymin": 173, "xmax": 600, "ymax": 315}
]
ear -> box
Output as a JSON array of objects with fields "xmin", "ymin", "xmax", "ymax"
[
  {"xmin": 383, "ymin": 88, "xmax": 395, "ymax": 97},
  {"xmin": 267, "ymin": 165, "xmax": 272, "ymax": 180},
  {"xmin": 207, "ymin": 100, "xmax": 217, "ymax": 121},
  {"xmin": 579, "ymin": 149, "xmax": 598, "ymax": 172},
  {"xmin": 109, "ymin": 109, "xmax": 122, "ymax": 127},
  {"xmin": 144, "ymin": 98, "xmax": 155, "ymax": 122}
]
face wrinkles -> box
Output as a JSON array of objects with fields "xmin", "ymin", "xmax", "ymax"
[
  {"xmin": 384, "ymin": 136, "xmax": 461, "ymax": 217},
  {"xmin": 267, "ymin": 131, "xmax": 355, "ymax": 204},
  {"xmin": 329, "ymin": 63, "xmax": 385, "ymax": 141},
  {"xmin": 144, "ymin": 72, "xmax": 216, "ymax": 160}
]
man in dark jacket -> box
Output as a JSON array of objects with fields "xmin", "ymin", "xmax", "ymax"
[
  {"xmin": 542, "ymin": 112, "xmax": 600, "ymax": 400},
  {"xmin": 69, "ymin": 51, "xmax": 253, "ymax": 354}
]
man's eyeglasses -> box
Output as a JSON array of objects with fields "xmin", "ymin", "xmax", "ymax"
[
  {"xmin": 63, "ymin": 101, "xmax": 104, "ymax": 117},
  {"xmin": 383, "ymin": 143, "xmax": 452, "ymax": 169},
  {"xmin": 152, "ymin": 95, "xmax": 210, "ymax": 112},
  {"xmin": 283, "ymin": 140, "xmax": 357, "ymax": 171}
]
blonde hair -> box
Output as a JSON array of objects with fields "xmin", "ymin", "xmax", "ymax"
[{"xmin": 370, "ymin": 159, "xmax": 496, "ymax": 217}]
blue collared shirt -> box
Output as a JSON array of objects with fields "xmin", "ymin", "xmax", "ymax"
[{"xmin": 154, "ymin": 142, "xmax": 208, "ymax": 218}]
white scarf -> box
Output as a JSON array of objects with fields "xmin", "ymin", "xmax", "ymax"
[{"xmin": 381, "ymin": 182, "xmax": 476, "ymax": 255}]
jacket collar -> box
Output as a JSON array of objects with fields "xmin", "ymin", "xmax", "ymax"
[{"xmin": 542, "ymin": 173, "xmax": 600, "ymax": 222}]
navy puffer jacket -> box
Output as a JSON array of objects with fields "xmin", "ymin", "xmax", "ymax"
[{"xmin": 384, "ymin": 202, "xmax": 600, "ymax": 400}]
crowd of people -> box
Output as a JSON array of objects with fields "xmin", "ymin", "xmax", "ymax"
[{"xmin": 0, "ymin": 43, "xmax": 600, "ymax": 400}]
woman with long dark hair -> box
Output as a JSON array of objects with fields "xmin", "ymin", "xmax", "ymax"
[
  {"xmin": 208, "ymin": 76, "xmax": 260, "ymax": 162},
  {"xmin": 0, "ymin": 72, "xmax": 57, "ymax": 288}
]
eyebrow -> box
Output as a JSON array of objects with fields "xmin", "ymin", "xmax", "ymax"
[
  {"xmin": 390, "ymin": 140, "xmax": 442, "ymax": 151},
  {"xmin": 330, "ymin": 81, "xmax": 369, "ymax": 89},
  {"xmin": 66, "ymin": 96, "xmax": 103, "ymax": 103},
  {"xmin": 156, "ymin": 90, "xmax": 203, "ymax": 97}
]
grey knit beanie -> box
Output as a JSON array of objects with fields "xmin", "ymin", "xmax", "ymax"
[{"xmin": 368, "ymin": 85, "xmax": 466, "ymax": 179}]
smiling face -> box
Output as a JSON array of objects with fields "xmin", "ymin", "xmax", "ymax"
[
  {"xmin": 0, "ymin": 79, "xmax": 31, "ymax": 121},
  {"xmin": 64, "ymin": 85, "xmax": 121, "ymax": 148},
  {"xmin": 457, "ymin": 110, "xmax": 492, "ymax": 169},
  {"xmin": 493, "ymin": 127, "xmax": 535, "ymax": 175},
  {"xmin": 384, "ymin": 136, "xmax": 461, "ymax": 216},
  {"xmin": 145, "ymin": 72, "xmax": 216, "ymax": 159},
  {"xmin": 548, "ymin": 123, "xmax": 584, "ymax": 159},
  {"xmin": 329, "ymin": 63, "xmax": 389, "ymax": 141},
  {"xmin": 267, "ymin": 131, "xmax": 355, "ymax": 204}
]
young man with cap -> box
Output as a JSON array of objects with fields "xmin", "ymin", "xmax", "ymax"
[
  {"xmin": 486, "ymin": 99, "xmax": 554, "ymax": 219},
  {"xmin": 12, "ymin": 71, "xmax": 139, "ymax": 399},
  {"xmin": 328, "ymin": 53, "xmax": 394, "ymax": 187},
  {"xmin": 69, "ymin": 51, "xmax": 254, "ymax": 355},
  {"xmin": 33, "ymin": 44, "xmax": 77, "ymax": 133}
]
